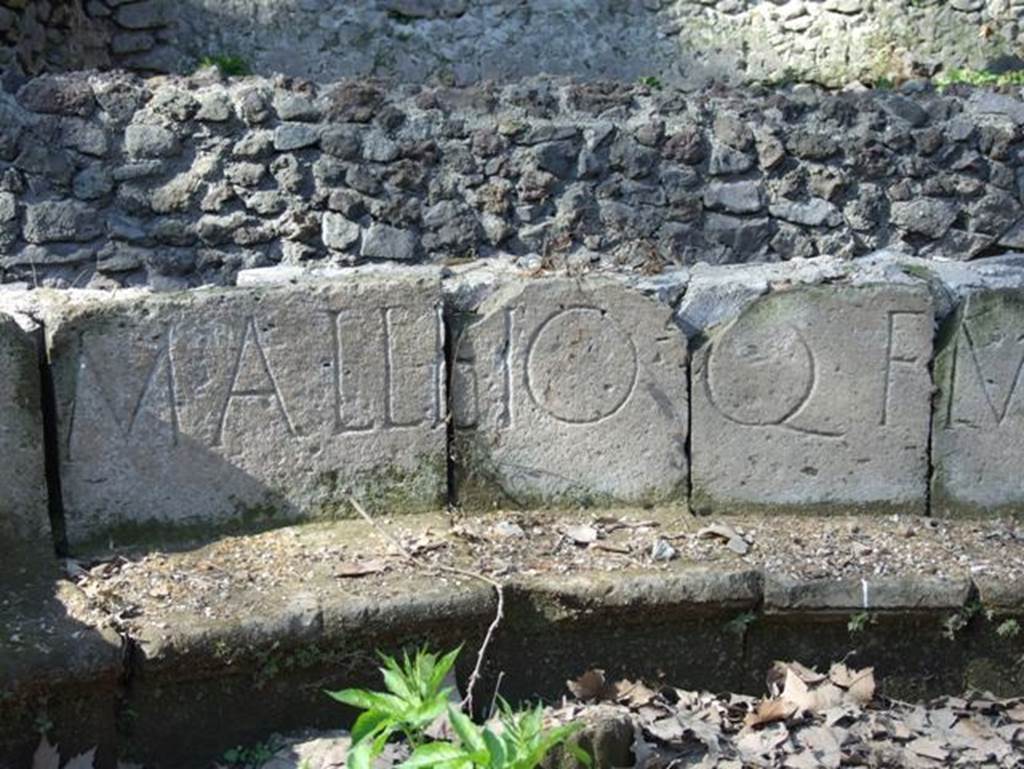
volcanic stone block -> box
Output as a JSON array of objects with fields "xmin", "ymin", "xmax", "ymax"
[
  {"xmin": 39, "ymin": 275, "xmax": 446, "ymax": 547},
  {"xmin": 0, "ymin": 310, "xmax": 49, "ymax": 557},
  {"xmin": 932, "ymin": 289, "xmax": 1024, "ymax": 516},
  {"xmin": 691, "ymin": 284, "xmax": 933, "ymax": 515},
  {"xmin": 450, "ymin": 277, "xmax": 688, "ymax": 507}
]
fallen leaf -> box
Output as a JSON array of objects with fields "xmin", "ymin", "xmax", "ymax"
[
  {"xmin": 781, "ymin": 669, "xmax": 843, "ymax": 715},
  {"xmin": 697, "ymin": 522, "xmax": 743, "ymax": 543},
  {"xmin": 770, "ymin": 661, "xmax": 826, "ymax": 692},
  {"xmin": 612, "ymin": 678, "xmax": 659, "ymax": 707},
  {"xmin": 32, "ymin": 738, "xmax": 60, "ymax": 769},
  {"xmin": 798, "ymin": 725, "xmax": 841, "ymax": 769},
  {"xmin": 63, "ymin": 749, "xmax": 97, "ymax": 769},
  {"xmin": 645, "ymin": 716, "xmax": 686, "ymax": 743},
  {"xmin": 907, "ymin": 737, "xmax": 948, "ymax": 761},
  {"xmin": 567, "ymin": 669, "xmax": 615, "ymax": 701},
  {"xmin": 744, "ymin": 697, "xmax": 798, "ymax": 728},
  {"xmin": 829, "ymin": 663, "xmax": 875, "ymax": 705},
  {"xmin": 334, "ymin": 559, "xmax": 388, "ymax": 578}
]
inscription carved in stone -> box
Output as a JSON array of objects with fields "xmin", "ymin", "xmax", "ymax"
[
  {"xmin": 933, "ymin": 289, "xmax": 1024, "ymax": 516},
  {"xmin": 450, "ymin": 278, "xmax": 688, "ymax": 508},
  {"xmin": 43, "ymin": 278, "xmax": 446, "ymax": 546},
  {"xmin": 0, "ymin": 311, "xmax": 49, "ymax": 555},
  {"xmin": 691, "ymin": 284, "xmax": 933, "ymax": 514}
]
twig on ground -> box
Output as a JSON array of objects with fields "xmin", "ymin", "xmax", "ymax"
[{"xmin": 346, "ymin": 493, "xmax": 505, "ymax": 714}]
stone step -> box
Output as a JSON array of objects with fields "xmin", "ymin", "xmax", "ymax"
[
  {"xmin": 4, "ymin": 253, "xmax": 1024, "ymax": 554},
  {"xmin": 1, "ymin": 509, "xmax": 1021, "ymax": 767}
]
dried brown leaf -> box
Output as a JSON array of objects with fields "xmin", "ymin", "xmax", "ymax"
[
  {"xmin": 769, "ymin": 661, "xmax": 826, "ymax": 694},
  {"xmin": 567, "ymin": 669, "xmax": 615, "ymax": 701},
  {"xmin": 907, "ymin": 737, "xmax": 948, "ymax": 761},
  {"xmin": 697, "ymin": 522, "xmax": 741, "ymax": 542},
  {"xmin": 798, "ymin": 725, "xmax": 842, "ymax": 769},
  {"xmin": 612, "ymin": 678, "xmax": 659, "ymax": 707},
  {"xmin": 744, "ymin": 697, "xmax": 798, "ymax": 728},
  {"xmin": 334, "ymin": 559, "xmax": 388, "ymax": 578},
  {"xmin": 62, "ymin": 749, "xmax": 97, "ymax": 769},
  {"xmin": 32, "ymin": 738, "xmax": 60, "ymax": 769},
  {"xmin": 829, "ymin": 663, "xmax": 875, "ymax": 705}
]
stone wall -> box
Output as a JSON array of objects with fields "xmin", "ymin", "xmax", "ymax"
[
  {"xmin": 3, "ymin": 253, "xmax": 1024, "ymax": 552},
  {"xmin": 2, "ymin": 71, "xmax": 1024, "ymax": 289},
  {"xmin": 1, "ymin": 0, "xmax": 1022, "ymax": 87}
]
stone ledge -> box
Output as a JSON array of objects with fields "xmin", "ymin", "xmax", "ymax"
[
  {"xmin": 3, "ymin": 508, "xmax": 1022, "ymax": 764},
  {"xmin": 763, "ymin": 574, "xmax": 975, "ymax": 612}
]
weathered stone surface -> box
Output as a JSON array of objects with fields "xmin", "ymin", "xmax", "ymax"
[
  {"xmin": 450, "ymin": 277, "xmax": 688, "ymax": 507},
  {"xmin": 322, "ymin": 212, "xmax": 361, "ymax": 251},
  {"xmin": 361, "ymin": 224, "xmax": 418, "ymax": 261},
  {"xmin": 23, "ymin": 201, "xmax": 103, "ymax": 244},
  {"xmin": 30, "ymin": 275, "xmax": 446, "ymax": 547},
  {"xmin": 691, "ymin": 281, "xmax": 933, "ymax": 514},
  {"xmin": 124, "ymin": 124, "xmax": 179, "ymax": 159},
  {"xmin": 764, "ymin": 575, "xmax": 972, "ymax": 611},
  {"xmin": 0, "ymin": 309, "xmax": 49, "ymax": 555},
  {"xmin": 932, "ymin": 288, "xmax": 1024, "ymax": 516}
]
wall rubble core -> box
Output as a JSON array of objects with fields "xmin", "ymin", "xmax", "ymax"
[
  {"xmin": 3, "ymin": 253, "xmax": 1024, "ymax": 550},
  {"xmin": 2, "ymin": 0, "xmax": 1023, "ymax": 88},
  {"xmin": 2, "ymin": 73, "xmax": 1024, "ymax": 291}
]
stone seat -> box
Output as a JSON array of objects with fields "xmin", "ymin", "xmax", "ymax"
[{"xmin": 2, "ymin": 509, "xmax": 1021, "ymax": 767}]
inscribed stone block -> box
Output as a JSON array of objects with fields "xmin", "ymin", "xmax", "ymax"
[
  {"xmin": 450, "ymin": 277, "xmax": 688, "ymax": 507},
  {"xmin": 691, "ymin": 284, "xmax": 933, "ymax": 514}
]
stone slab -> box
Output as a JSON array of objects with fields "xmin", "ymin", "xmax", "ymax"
[
  {"xmin": 764, "ymin": 575, "xmax": 973, "ymax": 612},
  {"xmin": 932, "ymin": 288, "xmax": 1024, "ymax": 516},
  {"xmin": 449, "ymin": 277, "xmax": 688, "ymax": 508},
  {"xmin": 29, "ymin": 275, "xmax": 446, "ymax": 547},
  {"xmin": 691, "ymin": 283, "xmax": 933, "ymax": 515},
  {"xmin": 0, "ymin": 309, "xmax": 49, "ymax": 563}
]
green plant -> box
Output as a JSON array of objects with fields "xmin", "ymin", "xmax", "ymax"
[
  {"xmin": 638, "ymin": 76, "xmax": 663, "ymax": 91},
  {"xmin": 996, "ymin": 619, "xmax": 1022, "ymax": 639},
  {"xmin": 847, "ymin": 611, "xmax": 877, "ymax": 636},
  {"xmin": 402, "ymin": 701, "xmax": 591, "ymax": 769},
  {"xmin": 725, "ymin": 611, "xmax": 758, "ymax": 637},
  {"xmin": 330, "ymin": 647, "xmax": 589, "ymax": 769},
  {"xmin": 223, "ymin": 739, "xmax": 279, "ymax": 767},
  {"xmin": 327, "ymin": 647, "xmax": 461, "ymax": 769},
  {"xmin": 198, "ymin": 54, "xmax": 250, "ymax": 77},
  {"xmin": 934, "ymin": 68, "xmax": 1024, "ymax": 90},
  {"xmin": 943, "ymin": 601, "xmax": 984, "ymax": 641}
]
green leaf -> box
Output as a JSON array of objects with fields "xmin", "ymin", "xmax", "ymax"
[
  {"xmin": 567, "ymin": 742, "xmax": 592, "ymax": 767},
  {"xmin": 400, "ymin": 742, "xmax": 470, "ymax": 769},
  {"xmin": 483, "ymin": 728, "xmax": 507, "ymax": 768},
  {"xmin": 351, "ymin": 709, "xmax": 392, "ymax": 744},
  {"xmin": 381, "ymin": 665, "xmax": 415, "ymax": 702},
  {"xmin": 447, "ymin": 705, "xmax": 485, "ymax": 753},
  {"xmin": 326, "ymin": 688, "xmax": 406, "ymax": 716},
  {"xmin": 429, "ymin": 647, "xmax": 462, "ymax": 692},
  {"xmin": 347, "ymin": 739, "xmax": 375, "ymax": 769}
]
